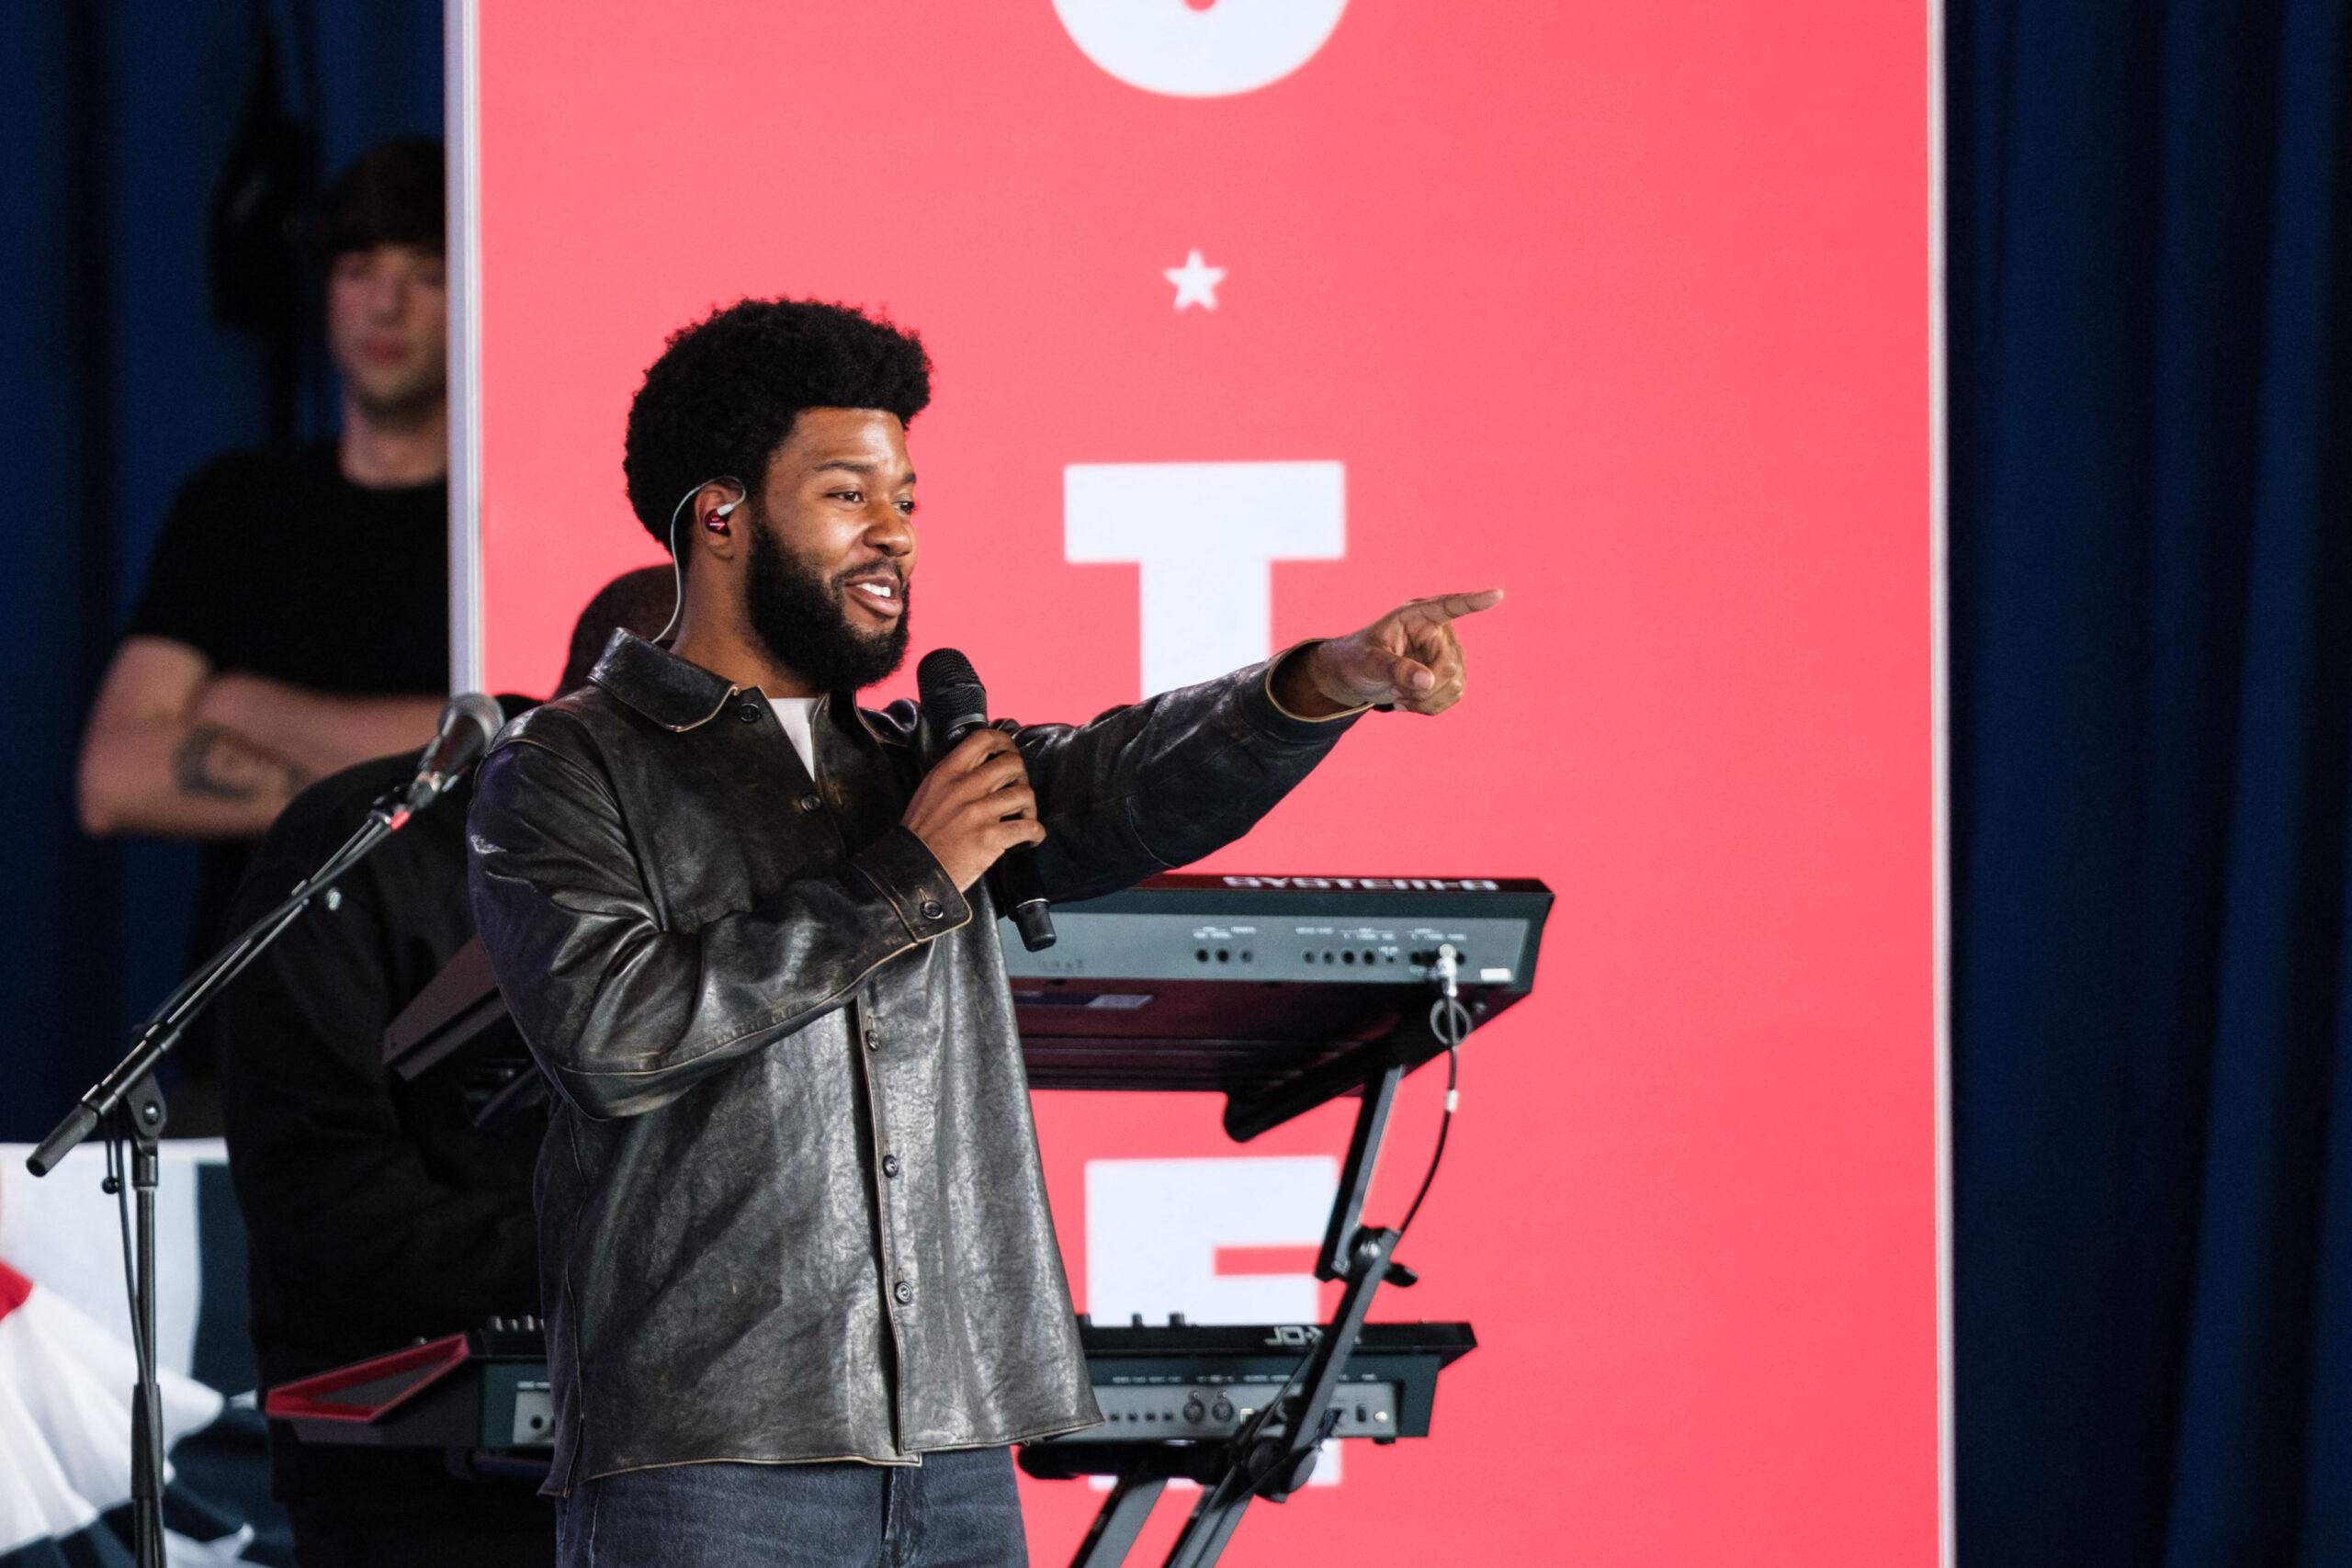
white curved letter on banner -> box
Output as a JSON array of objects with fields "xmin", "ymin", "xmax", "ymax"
[{"xmin": 1053, "ymin": 0, "xmax": 1350, "ymax": 97}]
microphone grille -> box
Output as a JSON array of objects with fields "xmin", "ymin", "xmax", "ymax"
[
  {"xmin": 917, "ymin": 647, "xmax": 978, "ymax": 691},
  {"xmin": 451, "ymin": 692, "xmax": 505, "ymax": 746},
  {"xmin": 916, "ymin": 648, "xmax": 989, "ymax": 733}
]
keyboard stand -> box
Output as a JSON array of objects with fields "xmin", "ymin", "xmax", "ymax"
[{"xmin": 1040, "ymin": 1010, "xmax": 1440, "ymax": 1567}]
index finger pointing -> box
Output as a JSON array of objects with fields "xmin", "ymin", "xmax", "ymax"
[{"xmin": 1410, "ymin": 587, "xmax": 1506, "ymax": 622}]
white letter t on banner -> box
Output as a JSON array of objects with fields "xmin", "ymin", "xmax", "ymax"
[{"xmin": 1065, "ymin": 462, "xmax": 1345, "ymax": 694}]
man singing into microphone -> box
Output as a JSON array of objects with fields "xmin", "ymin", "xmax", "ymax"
[{"xmin": 465, "ymin": 298, "xmax": 1498, "ymax": 1567}]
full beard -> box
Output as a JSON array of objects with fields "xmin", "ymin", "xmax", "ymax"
[{"xmin": 741, "ymin": 521, "xmax": 910, "ymax": 694}]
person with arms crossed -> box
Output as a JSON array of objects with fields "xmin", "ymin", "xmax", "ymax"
[
  {"xmin": 77, "ymin": 140, "xmax": 454, "ymax": 1118},
  {"xmin": 464, "ymin": 298, "xmax": 1498, "ymax": 1567}
]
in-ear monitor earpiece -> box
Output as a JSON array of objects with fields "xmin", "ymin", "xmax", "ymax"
[{"xmin": 652, "ymin": 476, "xmax": 748, "ymax": 646}]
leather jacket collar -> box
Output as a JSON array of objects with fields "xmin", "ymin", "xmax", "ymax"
[
  {"xmin": 589, "ymin": 630, "xmax": 747, "ymax": 732},
  {"xmin": 589, "ymin": 631, "xmax": 916, "ymax": 752}
]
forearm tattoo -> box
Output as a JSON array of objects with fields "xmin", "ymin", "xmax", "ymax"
[{"xmin": 172, "ymin": 724, "xmax": 300, "ymax": 803}]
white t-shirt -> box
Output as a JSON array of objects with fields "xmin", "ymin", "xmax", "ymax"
[{"xmin": 767, "ymin": 695, "xmax": 820, "ymax": 779}]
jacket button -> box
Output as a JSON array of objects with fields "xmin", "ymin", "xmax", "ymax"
[
  {"xmin": 881, "ymin": 1154, "xmax": 901, "ymax": 1179},
  {"xmin": 919, "ymin": 899, "xmax": 945, "ymax": 920},
  {"xmin": 893, "ymin": 1280, "xmax": 914, "ymax": 1305},
  {"xmin": 736, "ymin": 703, "xmax": 760, "ymax": 724},
  {"xmin": 798, "ymin": 793, "xmax": 822, "ymax": 813}
]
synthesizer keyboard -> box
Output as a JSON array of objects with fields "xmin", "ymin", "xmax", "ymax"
[
  {"xmin": 264, "ymin": 1318, "xmax": 1473, "ymax": 1459},
  {"xmin": 998, "ymin": 874, "xmax": 1552, "ymax": 1134}
]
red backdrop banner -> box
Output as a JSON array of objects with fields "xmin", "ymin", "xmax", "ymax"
[{"xmin": 466, "ymin": 3, "xmax": 1938, "ymax": 1561}]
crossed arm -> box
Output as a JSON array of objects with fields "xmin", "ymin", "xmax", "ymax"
[{"xmin": 76, "ymin": 635, "xmax": 446, "ymax": 839}]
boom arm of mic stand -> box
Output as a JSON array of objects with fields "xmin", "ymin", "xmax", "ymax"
[{"xmin": 26, "ymin": 796, "xmax": 405, "ymax": 1178}]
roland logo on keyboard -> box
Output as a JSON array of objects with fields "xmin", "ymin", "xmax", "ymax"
[{"xmin": 1219, "ymin": 875, "xmax": 1501, "ymax": 892}]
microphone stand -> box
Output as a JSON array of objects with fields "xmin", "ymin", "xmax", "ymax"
[{"xmin": 25, "ymin": 791, "xmax": 417, "ymax": 1568}]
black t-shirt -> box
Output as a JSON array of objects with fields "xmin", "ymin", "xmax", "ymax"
[
  {"xmin": 129, "ymin": 443, "xmax": 448, "ymax": 692},
  {"xmin": 126, "ymin": 445, "xmax": 449, "ymax": 1025}
]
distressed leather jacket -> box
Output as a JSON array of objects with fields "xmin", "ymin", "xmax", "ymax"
[{"xmin": 465, "ymin": 631, "xmax": 1357, "ymax": 1493}]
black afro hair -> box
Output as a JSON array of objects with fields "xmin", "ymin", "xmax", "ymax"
[{"xmin": 622, "ymin": 298, "xmax": 933, "ymax": 558}]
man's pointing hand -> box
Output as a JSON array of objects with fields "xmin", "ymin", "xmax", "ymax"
[{"xmin": 1273, "ymin": 588, "xmax": 1505, "ymax": 718}]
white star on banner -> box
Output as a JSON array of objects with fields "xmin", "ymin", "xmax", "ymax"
[{"xmin": 1164, "ymin": 249, "xmax": 1227, "ymax": 310}]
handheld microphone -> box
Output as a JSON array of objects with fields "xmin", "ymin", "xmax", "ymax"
[
  {"xmin": 401, "ymin": 693, "xmax": 504, "ymax": 816},
  {"xmin": 915, "ymin": 649, "xmax": 1056, "ymax": 951}
]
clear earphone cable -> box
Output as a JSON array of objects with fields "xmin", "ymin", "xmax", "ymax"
[{"xmin": 652, "ymin": 476, "xmax": 744, "ymax": 645}]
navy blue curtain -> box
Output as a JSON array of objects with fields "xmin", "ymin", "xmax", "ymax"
[
  {"xmin": 0, "ymin": 1, "xmax": 438, "ymax": 1140},
  {"xmin": 1951, "ymin": 0, "xmax": 2351, "ymax": 1561}
]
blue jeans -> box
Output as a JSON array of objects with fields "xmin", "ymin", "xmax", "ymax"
[{"xmin": 556, "ymin": 1448, "xmax": 1030, "ymax": 1568}]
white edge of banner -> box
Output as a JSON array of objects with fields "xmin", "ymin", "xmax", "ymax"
[
  {"xmin": 1928, "ymin": 0, "xmax": 1955, "ymax": 1561},
  {"xmin": 446, "ymin": 0, "xmax": 484, "ymax": 694}
]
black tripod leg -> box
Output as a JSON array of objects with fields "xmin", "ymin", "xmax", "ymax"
[
  {"xmin": 1071, "ymin": 1472, "xmax": 1167, "ymax": 1568},
  {"xmin": 124, "ymin": 1079, "xmax": 169, "ymax": 1568}
]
